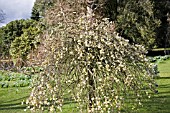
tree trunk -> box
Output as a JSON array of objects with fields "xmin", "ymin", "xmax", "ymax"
[
  {"xmin": 88, "ymin": 67, "xmax": 95, "ymax": 112},
  {"xmin": 86, "ymin": 1, "xmax": 96, "ymax": 111}
]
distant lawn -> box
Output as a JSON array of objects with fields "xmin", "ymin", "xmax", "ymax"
[{"xmin": 0, "ymin": 59, "xmax": 170, "ymax": 113}]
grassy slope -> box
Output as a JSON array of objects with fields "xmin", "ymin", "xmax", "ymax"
[{"xmin": 0, "ymin": 60, "xmax": 170, "ymax": 113}]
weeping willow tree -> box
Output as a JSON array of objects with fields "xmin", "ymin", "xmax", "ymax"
[{"xmin": 26, "ymin": 1, "xmax": 157, "ymax": 112}]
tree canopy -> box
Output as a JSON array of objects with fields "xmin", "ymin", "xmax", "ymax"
[{"xmin": 9, "ymin": 25, "xmax": 42, "ymax": 60}]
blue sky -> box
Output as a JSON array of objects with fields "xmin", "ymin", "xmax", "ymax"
[{"xmin": 0, "ymin": 0, "xmax": 35, "ymax": 27}]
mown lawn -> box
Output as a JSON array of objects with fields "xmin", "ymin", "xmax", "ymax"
[
  {"xmin": 139, "ymin": 59, "xmax": 170, "ymax": 113},
  {"xmin": 0, "ymin": 59, "xmax": 170, "ymax": 113},
  {"xmin": 0, "ymin": 87, "xmax": 31, "ymax": 113}
]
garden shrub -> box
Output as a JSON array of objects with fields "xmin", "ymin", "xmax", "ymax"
[
  {"xmin": 0, "ymin": 70, "xmax": 32, "ymax": 88},
  {"xmin": 26, "ymin": 6, "xmax": 157, "ymax": 112},
  {"xmin": 151, "ymin": 64, "xmax": 159, "ymax": 76},
  {"xmin": 10, "ymin": 79, "xmax": 30, "ymax": 87}
]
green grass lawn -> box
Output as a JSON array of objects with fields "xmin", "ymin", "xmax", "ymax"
[
  {"xmin": 0, "ymin": 59, "xmax": 170, "ymax": 113},
  {"xmin": 0, "ymin": 87, "xmax": 31, "ymax": 113},
  {"xmin": 139, "ymin": 59, "xmax": 170, "ymax": 113}
]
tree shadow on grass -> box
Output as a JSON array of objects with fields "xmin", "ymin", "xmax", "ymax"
[
  {"xmin": 156, "ymin": 76, "xmax": 170, "ymax": 79},
  {"xmin": 0, "ymin": 103, "xmax": 26, "ymax": 110},
  {"xmin": 158, "ymin": 84, "xmax": 170, "ymax": 89},
  {"xmin": 141, "ymin": 83, "xmax": 170, "ymax": 113},
  {"xmin": 0, "ymin": 96, "xmax": 28, "ymax": 111},
  {"xmin": 1, "ymin": 96, "xmax": 29, "ymax": 104},
  {"xmin": 142, "ymin": 96, "xmax": 170, "ymax": 113}
]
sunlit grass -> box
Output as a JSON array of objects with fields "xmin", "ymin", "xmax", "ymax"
[{"xmin": 138, "ymin": 59, "xmax": 170, "ymax": 113}]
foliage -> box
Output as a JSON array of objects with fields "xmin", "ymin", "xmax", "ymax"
[
  {"xmin": 0, "ymin": 28, "xmax": 4, "ymax": 56},
  {"xmin": 115, "ymin": 0, "xmax": 160, "ymax": 49},
  {"xmin": 31, "ymin": 5, "xmax": 41, "ymax": 21},
  {"xmin": 31, "ymin": 0, "xmax": 54, "ymax": 20},
  {"xmin": 0, "ymin": 19, "xmax": 40, "ymax": 57},
  {"xmin": 0, "ymin": 70, "xmax": 32, "ymax": 88},
  {"xmin": 86, "ymin": 0, "xmax": 160, "ymax": 48},
  {"xmin": 26, "ymin": 2, "xmax": 157, "ymax": 111},
  {"xmin": 9, "ymin": 25, "xmax": 42, "ymax": 61},
  {"xmin": 152, "ymin": 0, "xmax": 170, "ymax": 48},
  {"xmin": 148, "ymin": 55, "xmax": 170, "ymax": 63}
]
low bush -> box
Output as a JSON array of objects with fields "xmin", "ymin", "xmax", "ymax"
[
  {"xmin": 148, "ymin": 55, "xmax": 170, "ymax": 63},
  {"xmin": 0, "ymin": 70, "xmax": 32, "ymax": 88},
  {"xmin": 13, "ymin": 80, "xmax": 30, "ymax": 87}
]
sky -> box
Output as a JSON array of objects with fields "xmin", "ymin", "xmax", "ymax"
[{"xmin": 0, "ymin": 0, "xmax": 36, "ymax": 27}]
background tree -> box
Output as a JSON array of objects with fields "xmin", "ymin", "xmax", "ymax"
[
  {"xmin": 0, "ymin": 29, "xmax": 4, "ymax": 57},
  {"xmin": 87, "ymin": 0, "xmax": 160, "ymax": 49},
  {"xmin": 31, "ymin": 0, "xmax": 54, "ymax": 20},
  {"xmin": 153, "ymin": 0, "xmax": 170, "ymax": 49},
  {"xmin": 31, "ymin": 5, "xmax": 41, "ymax": 21},
  {"xmin": 9, "ymin": 25, "xmax": 42, "ymax": 67},
  {"xmin": 116, "ymin": 0, "xmax": 160, "ymax": 49},
  {"xmin": 0, "ymin": 19, "xmax": 39, "ymax": 57}
]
